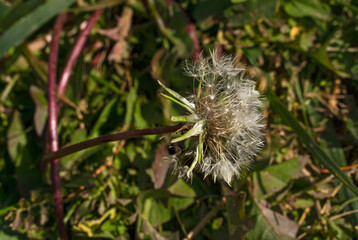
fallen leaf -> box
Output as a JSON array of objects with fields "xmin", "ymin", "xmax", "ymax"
[{"xmin": 152, "ymin": 143, "xmax": 170, "ymax": 189}]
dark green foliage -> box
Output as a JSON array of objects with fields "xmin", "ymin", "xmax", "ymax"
[{"xmin": 1, "ymin": 0, "xmax": 358, "ymax": 239}]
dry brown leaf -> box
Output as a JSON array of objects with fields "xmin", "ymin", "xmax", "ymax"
[
  {"xmin": 108, "ymin": 1, "xmax": 134, "ymax": 62},
  {"xmin": 260, "ymin": 202, "xmax": 300, "ymax": 238},
  {"xmin": 327, "ymin": 79, "xmax": 341, "ymax": 116},
  {"xmin": 152, "ymin": 143, "xmax": 170, "ymax": 189},
  {"xmin": 11, "ymin": 209, "xmax": 22, "ymax": 230}
]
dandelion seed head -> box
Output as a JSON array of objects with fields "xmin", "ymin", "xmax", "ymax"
[{"xmin": 162, "ymin": 50, "xmax": 264, "ymax": 185}]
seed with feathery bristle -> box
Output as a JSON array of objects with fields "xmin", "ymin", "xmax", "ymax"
[{"xmin": 159, "ymin": 50, "xmax": 264, "ymax": 185}]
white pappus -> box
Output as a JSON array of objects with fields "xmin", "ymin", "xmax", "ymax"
[{"xmin": 158, "ymin": 50, "xmax": 264, "ymax": 185}]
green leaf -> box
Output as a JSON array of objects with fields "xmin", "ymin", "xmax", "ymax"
[
  {"xmin": 226, "ymin": 0, "xmax": 277, "ymax": 27},
  {"xmin": 147, "ymin": 0, "xmax": 188, "ymax": 56},
  {"xmin": 134, "ymin": 98, "xmax": 148, "ymax": 129},
  {"xmin": 294, "ymin": 198, "xmax": 314, "ymax": 209},
  {"xmin": 335, "ymin": 0, "xmax": 358, "ymax": 14},
  {"xmin": 265, "ymin": 158, "xmax": 306, "ymax": 182},
  {"xmin": 254, "ymin": 158, "xmax": 307, "ymax": 199},
  {"xmin": 242, "ymin": 48, "xmax": 263, "ymax": 66},
  {"xmin": 137, "ymin": 189, "xmax": 194, "ymax": 226},
  {"xmin": 29, "ymin": 85, "xmax": 48, "ymax": 136},
  {"xmin": 306, "ymin": 96, "xmax": 358, "ymax": 226},
  {"xmin": 193, "ymin": 0, "xmax": 231, "ymax": 22},
  {"xmin": 309, "ymin": 46, "xmax": 348, "ymax": 78},
  {"xmin": 168, "ymin": 179, "xmax": 196, "ymax": 197},
  {"xmin": 61, "ymin": 98, "xmax": 117, "ymax": 168},
  {"xmin": 6, "ymin": 110, "xmax": 27, "ymax": 165},
  {"xmin": 6, "ymin": 110, "xmax": 42, "ymax": 197},
  {"xmin": 282, "ymin": 0, "xmax": 331, "ymax": 20},
  {"xmin": 345, "ymin": 97, "xmax": 358, "ymax": 139},
  {"xmin": 268, "ymin": 89, "xmax": 358, "ymax": 196},
  {"xmin": 0, "ymin": 206, "xmax": 15, "ymax": 217},
  {"xmin": 327, "ymin": 219, "xmax": 353, "ymax": 240},
  {"xmin": 22, "ymin": 47, "xmax": 48, "ymax": 83},
  {"xmin": 0, "ymin": 0, "xmax": 44, "ymax": 32},
  {"xmin": 123, "ymin": 85, "xmax": 137, "ymax": 130},
  {"xmin": 0, "ymin": 0, "xmax": 77, "ymax": 58},
  {"xmin": 89, "ymin": 72, "xmax": 121, "ymax": 94},
  {"xmin": 0, "ymin": 2, "xmax": 10, "ymax": 23},
  {"xmin": 90, "ymin": 98, "xmax": 118, "ymax": 138},
  {"xmin": 0, "ymin": 221, "xmax": 27, "ymax": 240}
]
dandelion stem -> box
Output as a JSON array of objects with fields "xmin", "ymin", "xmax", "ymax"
[
  {"xmin": 43, "ymin": 124, "xmax": 184, "ymax": 163},
  {"xmin": 58, "ymin": 8, "xmax": 103, "ymax": 95},
  {"xmin": 48, "ymin": 12, "xmax": 68, "ymax": 240}
]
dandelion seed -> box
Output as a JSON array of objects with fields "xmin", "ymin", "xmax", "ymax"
[{"xmin": 159, "ymin": 50, "xmax": 264, "ymax": 185}]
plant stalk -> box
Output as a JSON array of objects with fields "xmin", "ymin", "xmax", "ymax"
[
  {"xmin": 48, "ymin": 12, "xmax": 68, "ymax": 240},
  {"xmin": 48, "ymin": 9, "xmax": 103, "ymax": 239},
  {"xmin": 58, "ymin": 9, "xmax": 103, "ymax": 95},
  {"xmin": 44, "ymin": 124, "xmax": 184, "ymax": 163}
]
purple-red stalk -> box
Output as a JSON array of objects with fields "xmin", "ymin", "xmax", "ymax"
[
  {"xmin": 48, "ymin": 12, "xmax": 68, "ymax": 240},
  {"xmin": 48, "ymin": 9, "xmax": 103, "ymax": 239},
  {"xmin": 58, "ymin": 9, "xmax": 103, "ymax": 95},
  {"xmin": 44, "ymin": 124, "xmax": 184, "ymax": 163}
]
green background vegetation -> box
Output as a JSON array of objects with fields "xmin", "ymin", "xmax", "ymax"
[{"xmin": 0, "ymin": 0, "xmax": 358, "ymax": 239}]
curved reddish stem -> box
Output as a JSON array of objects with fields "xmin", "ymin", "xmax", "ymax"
[
  {"xmin": 58, "ymin": 9, "xmax": 103, "ymax": 95},
  {"xmin": 48, "ymin": 9, "xmax": 104, "ymax": 239},
  {"xmin": 48, "ymin": 12, "xmax": 68, "ymax": 240}
]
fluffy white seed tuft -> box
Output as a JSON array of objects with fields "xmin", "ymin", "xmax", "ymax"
[{"xmin": 165, "ymin": 51, "xmax": 264, "ymax": 185}]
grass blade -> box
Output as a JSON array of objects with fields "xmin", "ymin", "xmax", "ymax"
[
  {"xmin": 268, "ymin": 88, "xmax": 358, "ymax": 196},
  {"xmin": 306, "ymin": 95, "xmax": 358, "ymax": 226},
  {"xmin": 0, "ymin": 0, "xmax": 76, "ymax": 58}
]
